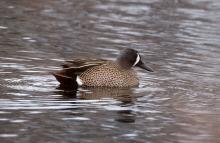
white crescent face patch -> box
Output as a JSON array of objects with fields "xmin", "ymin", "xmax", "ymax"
[{"xmin": 133, "ymin": 54, "xmax": 140, "ymax": 66}]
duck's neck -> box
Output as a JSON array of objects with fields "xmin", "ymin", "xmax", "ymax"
[{"xmin": 115, "ymin": 58, "xmax": 133, "ymax": 70}]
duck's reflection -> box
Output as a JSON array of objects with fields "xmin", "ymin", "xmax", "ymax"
[
  {"xmin": 79, "ymin": 87, "xmax": 134, "ymax": 102},
  {"xmin": 115, "ymin": 110, "xmax": 135, "ymax": 123},
  {"xmin": 56, "ymin": 87, "xmax": 137, "ymax": 123}
]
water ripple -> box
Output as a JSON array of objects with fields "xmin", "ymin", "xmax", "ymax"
[{"xmin": 0, "ymin": 0, "xmax": 220, "ymax": 142}]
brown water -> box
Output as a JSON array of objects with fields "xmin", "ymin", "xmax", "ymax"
[{"xmin": 0, "ymin": 0, "xmax": 220, "ymax": 142}]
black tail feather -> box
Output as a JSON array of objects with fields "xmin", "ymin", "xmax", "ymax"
[
  {"xmin": 52, "ymin": 58, "xmax": 107, "ymax": 90},
  {"xmin": 52, "ymin": 72, "xmax": 78, "ymax": 90}
]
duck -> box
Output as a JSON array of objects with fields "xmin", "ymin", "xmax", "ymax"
[{"xmin": 52, "ymin": 48, "xmax": 153, "ymax": 89}]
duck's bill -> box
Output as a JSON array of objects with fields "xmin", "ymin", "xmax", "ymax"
[{"xmin": 136, "ymin": 61, "xmax": 153, "ymax": 72}]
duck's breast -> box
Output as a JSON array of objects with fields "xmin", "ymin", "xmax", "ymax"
[{"xmin": 79, "ymin": 64, "xmax": 139, "ymax": 87}]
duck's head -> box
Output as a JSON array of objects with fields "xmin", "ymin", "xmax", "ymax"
[{"xmin": 116, "ymin": 48, "xmax": 153, "ymax": 72}]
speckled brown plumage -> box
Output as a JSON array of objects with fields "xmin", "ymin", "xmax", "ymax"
[{"xmin": 79, "ymin": 61, "xmax": 139, "ymax": 87}]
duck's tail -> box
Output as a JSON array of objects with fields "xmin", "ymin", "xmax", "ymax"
[
  {"xmin": 52, "ymin": 58, "xmax": 107, "ymax": 90},
  {"xmin": 51, "ymin": 71, "xmax": 78, "ymax": 90}
]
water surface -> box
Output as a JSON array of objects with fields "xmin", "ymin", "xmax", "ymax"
[{"xmin": 0, "ymin": 0, "xmax": 220, "ymax": 143}]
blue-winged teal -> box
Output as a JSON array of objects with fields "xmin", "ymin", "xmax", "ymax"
[{"xmin": 52, "ymin": 48, "xmax": 153, "ymax": 89}]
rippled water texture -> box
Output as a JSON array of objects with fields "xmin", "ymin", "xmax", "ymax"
[{"xmin": 0, "ymin": 0, "xmax": 220, "ymax": 142}]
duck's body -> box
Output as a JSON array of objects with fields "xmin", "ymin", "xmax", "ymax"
[
  {"xmin": 52, "ymin": 48, "xmax": 153, "ymax": 89},
  {"xmin": 79, "ymin": 61, "xmax": 139, "ymax": 87}
]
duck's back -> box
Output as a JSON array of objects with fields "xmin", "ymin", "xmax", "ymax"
[{"xmin": 79, "ymin": 62, "xmax": 139, "ymax": 87}]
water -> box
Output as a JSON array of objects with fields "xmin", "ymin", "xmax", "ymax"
[{"xmin": 0, "ymin": 0, "xmax": 220, "ymax": 142}]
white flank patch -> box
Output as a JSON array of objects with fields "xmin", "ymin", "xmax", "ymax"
[
  {"xmin": 133, "ymin": 54, "xmax": 140, "ymax": 66},
  {"xmin": 76, "ymin": 76, "xmax": 83, "ymax": 86}
]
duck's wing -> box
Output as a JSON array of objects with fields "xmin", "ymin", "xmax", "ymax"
[
  {"xmin": 51, "ymin": 59, "xmax": 108, "ymax": 89},
  {"xmin": 64, "ymin": 58, "xmax": 108, "ymax": 67},
  {"xmin": 62, "ymin": 58, "xmax": 108, "ymax": 75}
]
